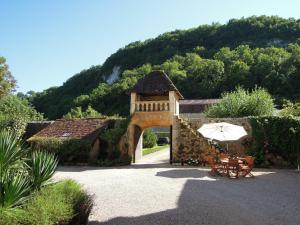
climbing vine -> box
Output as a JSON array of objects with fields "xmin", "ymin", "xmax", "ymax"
[{"xmin": 249, "ymin": 116, "xmax": 300, "ymax": 167}]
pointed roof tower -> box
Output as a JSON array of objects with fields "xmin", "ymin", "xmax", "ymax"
[{"xmin": 130, "ymin": 70, "xmax": 184, "ymax": 99}]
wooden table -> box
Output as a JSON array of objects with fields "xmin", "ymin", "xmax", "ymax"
[{"xmin": 220, "ymin": 157, "xmax": 245, "ymax": 178}]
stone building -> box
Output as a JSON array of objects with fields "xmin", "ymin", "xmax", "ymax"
[
  {"xmin": 127, "ymin": 70, "xmax": 222, "ymax": 163},
  {"xmin": 27, "ymin": 118, "xmax": 111, "ymax": 163},
  {"xmin": 128, "ymin": 70, "xmax": 183, "ymax": 162}
]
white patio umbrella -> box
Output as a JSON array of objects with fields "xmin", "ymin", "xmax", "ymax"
[{"xmin": 197, "ymin": 122, "xmax": 247, "ymax": 150}]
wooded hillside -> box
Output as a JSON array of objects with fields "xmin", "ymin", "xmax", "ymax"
[{"xmin": 28, "ymin": 16, "xmax": 300, "ymax": 119}]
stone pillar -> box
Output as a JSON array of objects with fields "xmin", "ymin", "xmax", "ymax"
[
  {"xmin": 134, "ymin": 126, "xmax": 143, "ymax": 162},
  {"xmin": 175, "ymin": 96, "xmax": 180, "ymax": 115},
  {"xmin": 128, "ymin": 124, "xmax": 135, "ymax": 161},
  {"xmin": 169, "ymin": 91, "xmax": 180, "ymax": 116},
  {"xmin": 128, "ymin": 124, "xmax": 143, "ymax": 163},
  {"xmin": 169, "ymin": 91, "xmax": 176, "ymax": 115},
  {"xmin": 130, "ymin": 93, "xmax": 137, "ymax": 114},
  {"xmin": 171, "ymin": 115, "xmax": 180, "ymax": 162},
  {"xmin": 169, "ymin": 91, "xmax": 180, "ymax": 162}
]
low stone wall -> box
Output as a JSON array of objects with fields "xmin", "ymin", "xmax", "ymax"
[
  {"xmin": 176, "ymin": 114, "xmax": 251, "ymax": 156},
  {"xmin": 172, "ymin": 116, "xmax": 217, "ymax": 164},
  {"xmin": 180, "ymin": 114, "xmax": 251, "ymax": 132}
]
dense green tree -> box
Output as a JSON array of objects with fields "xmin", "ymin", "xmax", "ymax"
[
  {"xmin": 0, "ymin": 95, "xmax": 43, "ymax": 136},
  {"xmin": 0, "ymin": 57, "xmax": 16, "ymax": 97},
  {"xmin": 63, "ymin": 105, "xmax": 101, "ymax": 119},
  {"xmin": 29, "ymin": 16, "xmax": 300, "ymax": 119}
]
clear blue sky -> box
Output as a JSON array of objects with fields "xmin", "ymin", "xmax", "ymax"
[{"xmin": 1, "ymin": 0, "xmax": 300, "ymax": 93}]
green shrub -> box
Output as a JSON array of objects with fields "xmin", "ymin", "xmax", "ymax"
[
  {"xmin": 0, "ymin": 180, "xmax": 93, "ymax": 225},
  {"xmin": 206, "ymin": 87, "xmax": 274, "ymax": 118},
  {"xmin": 29, "ymin": 137, "xmax": 91, "ymax": 164},
  {"xmin": 249, "ymin": 116, "xmax": 300, "ymax": 167},
  {"xmin": 100, "ymin": 127, "xmax": 124, "ymax": 145},
  {"xmin": 143, "ymin": 129, "xmax": 157, "ymax": 148},
  {"xmin": 100, "ymin": 117, "xmax": 131, "ymax": 145},
  {"xmin": 99, "ymin": 117, "xmax": 131, "ymax": 161},
  {"xmin": 279, "ymin": 101, "xmax": 300, "ymax": 117}
]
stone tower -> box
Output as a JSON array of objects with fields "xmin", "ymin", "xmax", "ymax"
[{"xmin": 128, "ymin": 70, "xmax": 184, "ymax": 162}]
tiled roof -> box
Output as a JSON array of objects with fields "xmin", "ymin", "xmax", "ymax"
[
  {"xmin": 24, "ymin": 121, "xmax": 54, "ymax": 140},
  {"xmin": 179, "ymin": 99, "xmax": 221, "ymax": 113},
  {"xmin": 130, "ymin": 70, "xmax": 184, "ymax": 99},
  {"xmin": 27, "ymin": 118, "xmax": 110, "ymax": 142}
]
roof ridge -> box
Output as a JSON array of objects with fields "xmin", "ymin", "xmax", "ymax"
[
  {"xmin": 27, "ymin": 118, "xmax": 110, "ymax": 142},
  {"xmin": 130, "ymin": 70, "xmax": 184, "ymax": 99}
]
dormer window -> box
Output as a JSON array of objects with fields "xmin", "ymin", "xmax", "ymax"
[{"xmin": 61, "ymin": 132, "xmax": 71, "ymax": 137}]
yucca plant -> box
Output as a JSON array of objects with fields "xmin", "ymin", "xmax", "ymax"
[
  {"xmin": 0, "ymin": 129, "xmax": 58, "ymax": 210},
  {"xmin": 0, "ymin": 130, "xmax": 27, "ymax": 209},
  {"xmin": 27, "ymin": 151, "xmax": 58, "ymax": 190},
  {"xmin": 0, "ymin": 130, "xmax": 25, "ymax": 179},
  {"xmin": 0, "ymin": 173, "xmax": 31, "ymax": 209}
]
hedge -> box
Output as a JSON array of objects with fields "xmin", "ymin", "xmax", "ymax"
[
  {"xmin": 0, "ymin": 180, "xmax": 93, "ymax": 225},
  {"xmin": 143, "ymin": 129, "xmax": 157, "ymax": 148},
  {"xmin": 29, "ymin": 137, "xmax": 92, "ymax": 164},
  {"xmin": 249, "ymin": 116, "xmax": 300, "ymax": 167}
]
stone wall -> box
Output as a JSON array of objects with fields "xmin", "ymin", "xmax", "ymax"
[
  {"xmin": 172, "ymin": 116, "xmax": 218, "ymax": 164},
  {"xmin": 179, "ymin": 114, "xmax": 251, "ymax": 155}
]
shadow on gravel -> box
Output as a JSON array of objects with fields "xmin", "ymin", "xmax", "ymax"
[
  {"xmin": 56, "ymin": 163, "xmax": 188, "ymax": 172},
  {"xmin": 155, "ymin": 169, "xmax": 210, "ymax": 179},
  {"xmin": 88, "ymin": 171, "xmax": 300, "ymax": 225}
]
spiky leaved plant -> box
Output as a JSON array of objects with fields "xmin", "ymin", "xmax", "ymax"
[
  {"xmin": 0, "ymin": 130, "xmax": 30, "ymax": 209},
  {"xmin": 27, "ymin": 151, "xmax": 58, "ymax": 190},
  {"xmin": 0, "ymin": 129, "xmax": 58, "ymax": 210}
]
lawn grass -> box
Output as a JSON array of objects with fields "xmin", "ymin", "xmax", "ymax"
[{"xmin": 143, "ymin": 144, "xmax": 169, "ymax": 156}]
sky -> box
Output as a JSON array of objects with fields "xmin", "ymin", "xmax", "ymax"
[{"xmin": 1, "ymin": 0, "xmax": 300, "ymax": 93}]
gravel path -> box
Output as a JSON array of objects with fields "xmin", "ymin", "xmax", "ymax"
[{"xmin": 54, "ymin": 149, "xmax": 300, "ymax": 225}]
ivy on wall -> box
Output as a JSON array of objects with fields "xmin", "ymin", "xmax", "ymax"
[
  {"xmin": 29, "ymin": 137, "xmax": 92, "ymax": 164},
  {"xmin": 249, "ymin": 116, "xmax": 300, "ymax": 167}
]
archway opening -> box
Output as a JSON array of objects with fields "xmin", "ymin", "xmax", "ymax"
[{"xmin": 133, "ymin": 125, "xmax": 172, "ymax": 164}]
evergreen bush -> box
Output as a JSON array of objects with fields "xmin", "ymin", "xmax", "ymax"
[
  {"xmin": 249, "ymin": 116, "xmax": 300, "ymax": 167},
  {"xmin": 206, "ymin": 87, "xmax": 274, "ymax": 118},
  {"xmin": 143, "ymin": 129, "xmax": 158, "ymax": 148}
]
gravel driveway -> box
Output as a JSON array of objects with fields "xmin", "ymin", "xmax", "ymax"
[{"xmin": 54, "ymin": 149, "xmax": 300, "ymax": 225}]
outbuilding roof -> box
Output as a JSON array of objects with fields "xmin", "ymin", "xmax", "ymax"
[
  {"xmin": 24, "ymin": 121, "xmax": 54, "ymax": 140},
  {"xmin": 179, "ymin": 99, "xmax": 221, "ymax": 113},
  {"xmin": 130, "ymin": 70, "xmax": 184, "ymax": 99},
  {"xmin": 27, "ymin": 118, "xmax": 110, "ymax": 142}
]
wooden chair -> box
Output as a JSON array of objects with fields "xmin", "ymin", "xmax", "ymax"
[
  {"xmin": 226, "ymin": 158, "xmax": 240, "ymax": 178},
  {"xmin": 220, "ymin": 153, "xmax": 229, "ymax": 160},
  {"xmin": 239, "ymin": 156, "xmax": 255, "ymax": 177},
  {"xmin": 206, "ymin": 156, "xmax": 223, "ymax": 176}
]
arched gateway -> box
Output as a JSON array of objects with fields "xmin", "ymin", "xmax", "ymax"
[{"xmin": 128, "ymin": 71, "xmax": 184, "ymax": 163}]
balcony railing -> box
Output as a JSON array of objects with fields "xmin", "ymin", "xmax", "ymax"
[{"xmin": 135, "ymin": 101, "xmax": 170, "ymax": 112}]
